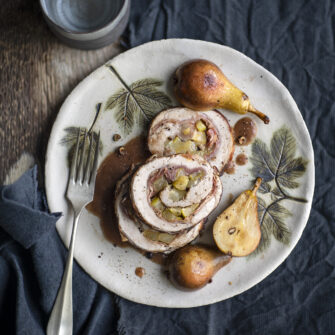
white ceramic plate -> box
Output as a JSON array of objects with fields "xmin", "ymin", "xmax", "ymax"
[{"xmin": 45, "ymin": 39, "xmax": 314, "ymax": 308}]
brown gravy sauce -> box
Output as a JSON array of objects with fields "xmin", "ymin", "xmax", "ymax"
[
  {"xmin": 224, "ymin": 160, "xmax": 235, "ymax": 174},
  {"xmin": 236, "ymin": 153, "xmax": 248, "ymax": 166},
  {"xmin": 87, "ymin": 136, "xmax": 150, "ymax": 248},
  {"xmin": 135, "ymin": 267, "xmax": 145, "ymax": 278},
  {"xmin": 233, "ymin": 117, "xmax": 257, "ymax": 146}
]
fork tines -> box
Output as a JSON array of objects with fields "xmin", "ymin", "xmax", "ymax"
[{"xmin": 70, "ymin": 128, "xmax": 100, "ymax": 184}]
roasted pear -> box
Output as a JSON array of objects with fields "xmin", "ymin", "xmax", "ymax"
[
  {"xmin": 168, "ymin": 245, "xmax": 232, "ymax": 290},
  {"xmin": 213, "ymin": 178, "xmax": 262, "ymax": 256},
  {"xmin": 174, "ymin": 60, "xmax": 269, "ymax": 124}
]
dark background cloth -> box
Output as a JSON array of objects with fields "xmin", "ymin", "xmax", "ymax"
[{"xmin": 1, "ymin": 0, "xmax": 335, "ymax": 334}]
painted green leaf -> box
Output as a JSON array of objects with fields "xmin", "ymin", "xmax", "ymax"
[
  {"xmin": 270, "ymin": 186, "xmax": 281, "ymax": 201},
  {"xmin": 105, "ymin": 75, "xmax": 172, "ymax": 135},
  {"xmin": 250, "ymin": 127, "xmax": 308, "ymax": 189},
  {"xmin": 258, "ymin": 181, "xmax": 271, "ymax": 194},
  {"xmin": 270, "ymin": 127, "xmax": 308, "ymax": 189},
  {"xmin": 270, "ymin": 193, "xmax": 277, "ymax": 201},
  {"xmin": 60, "ymin": 104, "xmax": 103, "ymax": 163},
  {"xmin": 60, "ymin": 127, "xmax": 103, "ymax": 165},
  {"xmin": 105, "ymin": 88, "xmax": 136, "ymax": 135},
  {"xmin": 264, "ymin": 202, "xmax": 291, "ymax": 244},
  {"xmin": 270, "ymin": 127, "xmax": 296, "ymax": 173},
  {"xmin": 252, "ymin": 199, "xmax": 292, "ymax": 256},
  {"xmin": 249, "ymin": 126, "xmax": 308, "ymax": 255},
  {"xmin": 257, "ymin": 217, "xmax": 272, "ymax": 254},
  {"xmin": 272, "ymin": 186, "xmax": 282, "ymax": 197},
  {"xmin": 277, "ymin": 157, "xmax": 308, "ymax": 189},
  {"xmin": 252, "ymin": 198, "xmax": 270, "ymax": 255},
  {"xmin": 257, "ymin": 197, "xmax": 267, "ymax": 216},
  {"xmin": 249, "ymin": 139, "xmax": 275, "ymax": 182}
]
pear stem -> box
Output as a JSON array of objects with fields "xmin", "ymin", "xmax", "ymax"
[
  {"xmin": 248, "ymin": 105, "xmax": 270, "ymax": 124},
  {"xmin": 252, "ymin": 177, "xmax": 262, "ymax": 194}
]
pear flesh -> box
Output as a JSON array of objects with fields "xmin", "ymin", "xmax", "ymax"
[
  {"xmin": 213, "ymin": 178, "xmax": 262, "ymax": 256},
  {"xmin": 174, "ymin": 59, "xmax": 270, "ymax": 124}
]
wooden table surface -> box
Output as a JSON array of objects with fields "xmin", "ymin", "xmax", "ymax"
[{"xmin": 0, "ymin": 1, "xmax": 122, "ymax": 183}]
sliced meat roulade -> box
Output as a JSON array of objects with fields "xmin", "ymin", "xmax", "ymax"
[
  {"xmin": 115, "ymin": 172, "xmax": 203, "ymax": 254},
  {"xmin": 130, "ymin": 154, "xmax": 222, "ymax": 233},
  {"xmin": 148, "ymin": 108, "xmax": 234, "ymax": 174}
]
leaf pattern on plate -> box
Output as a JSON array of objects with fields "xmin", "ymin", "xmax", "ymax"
[
  {"xmin": 250, "ymin": 126, "xmax": 308, "ymax": 255},
  {"xmin": 105, "ymin": 65, "xmax": 172, "ymax": 135},
  {"xmin": 60, "ymin": 103, "xmax": 103, "ymax": 164}
]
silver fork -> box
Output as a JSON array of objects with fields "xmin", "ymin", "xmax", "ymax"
[{"xmin": 47, "ymin": 128, "xmax": 100, "ymax": 335}]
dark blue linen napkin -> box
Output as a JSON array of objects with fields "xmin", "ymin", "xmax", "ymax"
[
  {"xmin": 1, "ymin": 0, "xmax": 335, "ymax": 334},
  {"xmin": 0, "ymin": 167, "xmax": 118, "ymax": 334}
]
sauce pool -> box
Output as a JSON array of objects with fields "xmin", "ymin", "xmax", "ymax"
[
  {"xmin": 235, "ymin": 153, "xmax": 248, "ymax": 166},
  {"xmin": 87, "ymin": 136, "xmax": 150, "ymax": 247},
  {"xmin": 224, "ymin": 160, "xmax": 235, "ymax": 174},
  {"xmin": 135, "ymin": 267, "xmax": 145, "ymax": 278},
  {"xmin": 233, "ymin": 117, "xmax": 257, "ymax": 146}
]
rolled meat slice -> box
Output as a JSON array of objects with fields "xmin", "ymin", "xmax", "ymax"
[
  {"xmin": 148, "ymin": 107, "xmax": 234, "ymax": 174},
  {"xmin": 130, "ymin": 154, "xmax": 223, "ymax": 233},
  {"xmin": 115, "ymin": 173, "xmax": 203, "ymax": 253}
]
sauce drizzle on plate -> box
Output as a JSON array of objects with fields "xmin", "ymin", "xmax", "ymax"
[
  {"xmin": 234, "ymin": 117, "xmax": 257, "ymax": 145},
  {"xmin": 87, "ymin": 136, "xmax": 150, "ymax": 247}
]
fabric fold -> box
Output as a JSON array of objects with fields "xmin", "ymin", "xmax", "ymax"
[{"xmin": 0, "ymin": 166, "xmax": 61, "ymax": 249}]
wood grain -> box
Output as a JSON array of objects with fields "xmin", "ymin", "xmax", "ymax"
[{"xmin": 0, "ymin": 0, "xmax": 122, "ymax": 183}]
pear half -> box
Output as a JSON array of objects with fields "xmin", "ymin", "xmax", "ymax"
[{"xmin": 213, "ymin": 178, "xmax": 262, "ymax": 256}]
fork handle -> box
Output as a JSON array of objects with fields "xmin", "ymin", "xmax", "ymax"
[{"xmin": 46, "ymin": 209, "xmax": 81, "ymax": 335}]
